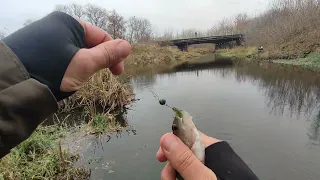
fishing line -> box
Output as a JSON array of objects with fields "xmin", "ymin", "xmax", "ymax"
[
  {"xmin": 127, "ymin": 72, "xmax": 175, "ymax": 110},
  {"xmin": 148, "ymin": 89, "xmax": 174, "ymax": 109}
]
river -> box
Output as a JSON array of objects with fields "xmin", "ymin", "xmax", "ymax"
[{"xmin": 75, "ymin": 56, "xmax": 320, "ymax": 180}]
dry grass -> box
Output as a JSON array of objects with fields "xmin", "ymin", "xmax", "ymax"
[
  {"xmin": 217, "ymin": 46, "xmax": 257, "ymax": 59},
  {"xmin": 125, "ymin": 44, "xmax": 200, "ymax": 66},
  {"xmin": 123, "ymin": 43, "xmax": 213, "ymax": 75},
  {"xmin": 210, "ymin": 0, "xmax": 320, "ymax": 59},
  {"xmin": 188, "ymin": 44, "xmax": 216, "ymax": 54},
  {"xmin": 247, "ymin": 0, "xmax": 320, "ymax": 58},
  {"xmin": 58, "ymin": 69, "xmax": 133, "ymax": 120}
]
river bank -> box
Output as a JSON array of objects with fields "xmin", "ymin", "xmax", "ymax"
[{"xmin": 217, "ymin": 46, "xmax": 320, "ymax": 71}]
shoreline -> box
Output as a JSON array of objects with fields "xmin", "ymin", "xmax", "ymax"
[{"xmin": 216, "ymin": 47, "xmax": 320, "ymax": 72}]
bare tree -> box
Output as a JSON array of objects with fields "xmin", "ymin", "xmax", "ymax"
[
  {"xmin": 126, "ymin": 16, "xmax": 153, "ymax": 43},
  {"xmin": 162, "ymin": 28, "xmax": 175, "ymax": 40},
  {"xmin": 107, "ymin": 10, "xmax": 126, "ymax": 39},
  {"xmin": 69, "ymin": 3, "xmax": 85, "ymax": 19},
  {"xmin": 176, "ymin": 28, "xmax": 203, "ymax": 38},
  {"xmin": 127, "ymin": 16, "xmax": 138, "ymax": 43},
  {"xmin": 135, "ymin": 18, "xmax": 153, "ymax": 43},
  {"xmin": 234, "ymin": 13, "xmax": 249, "ymax": 34},
  {"xmin": 54, "ymin": 3, "xmax": 85, "ymax": 19},
  {"xmin": 85, "ymin": 3, "xmax": 108, "ymax": 30},
  {"xmin": 55, "ymin": 4, "xmax": 71, "ymax": 15},
  {"xmin": 206, "ymin": 17, "xmax": 235, "ymax": 36}
]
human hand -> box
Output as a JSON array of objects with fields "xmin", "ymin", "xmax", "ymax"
[
  {"xmin": 61, "ymin": 18, "xmax": 130, "ymax": 92},
  {"xmin": 2, "ymin": 11, "xmax": 131, "ymax": 101},
  {"xmin": 156, "ymin": 131, "xmax": 220, "ymax": 180}
]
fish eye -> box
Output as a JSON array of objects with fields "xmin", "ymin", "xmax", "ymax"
[{"xmin": 172, "ymin": 125, "xmax": 178, "ymax": 131}]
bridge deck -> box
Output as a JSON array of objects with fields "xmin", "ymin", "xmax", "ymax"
[{"xmin": 161, "ymin": 34, "xmax": 244, "ymax": 47}]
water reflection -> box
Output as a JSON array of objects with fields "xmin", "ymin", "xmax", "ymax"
[
  {"xmin": 132, "ymin": 62, "xmax": 320, "ymax": 144},
  {"xmin": 130, "ymin": 72, "xmax": 157, "ymax": 90},
  {"xmin": 157, "ymin": 63, "xmax": 320, "ymax": 119},
  {"xmin": 308, "ymin": 110, "xmax": 320, "ymax": 146},
  {"xmin": 233, "ymin": 63, "xmax": 320, "ymax": 118}
]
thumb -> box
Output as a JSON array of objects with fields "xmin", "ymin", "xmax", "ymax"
[
  {"xmin": 60, "ymin": 39, "xmax": 130, "ymax": 92},
  {"xmin": 88, "ymin": 39, "xmax": 131, "ymax": 72},
  {"xmin": 160, "ymin": 133, "xmax": 217, "ymax": 180}
]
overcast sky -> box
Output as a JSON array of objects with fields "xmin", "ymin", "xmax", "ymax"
[{"xmin": 0, "ymin": 0, "xmax": 271, "ymax": 35}]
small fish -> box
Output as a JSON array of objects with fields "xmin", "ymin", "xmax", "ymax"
[{"xmin": 172, "ymin": 108, "xmax": 205, "ymax": 179}]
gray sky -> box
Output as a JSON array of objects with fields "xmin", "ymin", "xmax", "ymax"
[{"xmin": 0, "ymin": 0, "xmax": 271, "ymax": 36}]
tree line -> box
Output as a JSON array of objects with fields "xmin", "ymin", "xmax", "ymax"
[
  {"xmin": 0, "ymin": 2, "xmax": 248, "ymax": 41},
  {"xmin": 2, "ymin": 0, "xmax": 320, "ymax": 51},
  {"xmin": 206, "ymin": 0, "xmax": 320, "ymax": 50},
  {"xmin": 54, "ymin": 3, "xmax": 153, "ymax": 44}
]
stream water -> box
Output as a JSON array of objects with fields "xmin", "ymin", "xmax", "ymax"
[{"xmin": 74, "ymin": 56, "xmax": 320, "ymax": 180}]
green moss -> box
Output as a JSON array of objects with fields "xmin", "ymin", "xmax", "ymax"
[
  {"xmin": 273, "ymin": 53, "xmax": 320, "ymax": 71},
  {"xmin": 87, "ymin": 113, "xmax": 122, "ymax": 134}
]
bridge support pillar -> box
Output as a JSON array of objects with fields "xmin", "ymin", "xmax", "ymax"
[{"xmin": 178, "ymin": 44, "xmax": 188, "ymax": 52}]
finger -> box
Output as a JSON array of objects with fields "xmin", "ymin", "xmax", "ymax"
[
  {"xmin": 88, "ymin": 39, "xmax": 131, "ymax": 71},
  {"xmin": 157, "ymin": 147, "xmax": 167, "ymax": 162},
  {"xmin": 157, "ymin": 131, "xmax": 220, "ymax": 162},
  {"xmin": 161, "ymin": 163, "xmax": 176, "ymax": 180},
  {"xmin": 76, "ymin": 18, "xmax": 113, "ymax": 48},
  {"xmin": 160, "ymin": 133, "xmax": 217, "ymax": 179},
  {"xmin": 110, "ymin": 61, "xmax": 124, "ymax": 75}
]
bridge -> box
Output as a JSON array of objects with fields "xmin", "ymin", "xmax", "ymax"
[{"xmin": 159, "ymin": 34, "xmax": 245, "ymax": 51}]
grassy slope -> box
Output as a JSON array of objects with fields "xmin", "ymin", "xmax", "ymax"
[
  {"xmin": 217, "ymin": 47, "xmax": 257, "ymax": 59},
  {"xmin": 273, "ymin": 53, "xmax": 320, "ymax": 71},
  {"xmin": 123, "ymin": 44, "xmax": 214, "ymax": 75},
  {"xmin": 0, "ymin": 125, "xmax": 90, "ymax": 180},
  {"xmin": 216, "ymin": 46, "xmax": 320, "ymax": 71}
]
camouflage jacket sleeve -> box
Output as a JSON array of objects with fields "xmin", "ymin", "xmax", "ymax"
[{"xmin": 0, "ymin": 41, "xmax": 58, "ymax": 158}]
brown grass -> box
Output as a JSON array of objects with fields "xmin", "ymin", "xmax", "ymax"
[
  {"xmin": 123, "ymin": 43, "xmax": 213, "ymax": 75},
  {"xmin": 58, "ymin": 69, "xmax": 133, "ymax": 121},
  {"xmin": 246, "ymin": 0, "xmax": 320, "ymax": 58}
]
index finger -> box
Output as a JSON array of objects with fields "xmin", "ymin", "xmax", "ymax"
[{"xmin": 76, "ymin": 18, "xmax": 113, "ymax": 48}]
